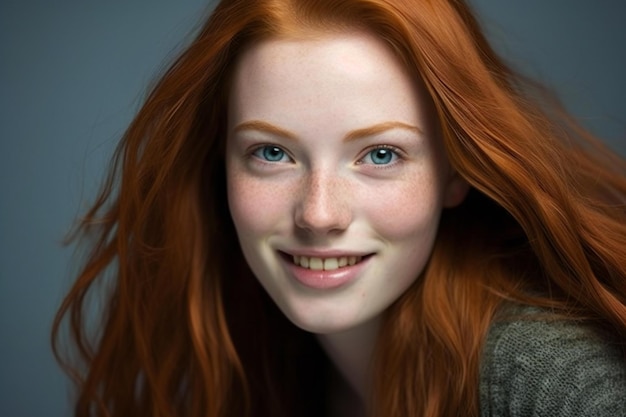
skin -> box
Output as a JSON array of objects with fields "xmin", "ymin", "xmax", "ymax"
[{"xmin": 226, "ymin": 30, "xmax": 468, "ymax": 408}]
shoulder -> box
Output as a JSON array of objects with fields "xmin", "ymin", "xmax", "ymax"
[{"xmin": 479, "ymin": 306, "xmax": 626, "ymax": 417}]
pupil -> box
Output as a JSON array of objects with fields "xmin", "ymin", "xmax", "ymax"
[
  {"xmin": 264, "ymin": 147, "xmax": 283, "ymax": 161},
  {"xmin": 372, "ymin": 149, "xmax": 392, "ymax": 164}
]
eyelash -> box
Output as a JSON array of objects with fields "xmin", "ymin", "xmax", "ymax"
[
  {"xmin": 357, "ymin": 145, "xmax": 403, "ymax": 167},
  {"xmin": 249, "ymin": 144, "xmax": 293, "ymax": 164},
  {"xmin": 247, "ymin": 144, "xmax": 404, "ymax": 167}
]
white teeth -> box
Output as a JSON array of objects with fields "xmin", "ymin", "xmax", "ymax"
[
  {"xmin": 324, "ymin": 258, "xmax": 339, "ymax": 270},
  {"xmin": 309, "ymin": 257, "xmax": 323, "ymax": 270},
  {"xmin": 291, "ymin": 255, "xmax": 363, "ymax": 270}
]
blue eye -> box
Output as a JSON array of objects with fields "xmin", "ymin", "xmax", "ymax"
[
  {"xmin": 253, "ymin": 145, "xmax": 290, "ymax": 162},
  {"xmin": 362, "ymin": 147, "xmax": 399, "ymax": 165}
]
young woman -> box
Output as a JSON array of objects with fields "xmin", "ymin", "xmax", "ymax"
[{"xmin": 53, "ymin": 0, "xmax": 626, "ymax": 416}]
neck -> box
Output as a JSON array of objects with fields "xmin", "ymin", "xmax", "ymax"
[{"xmin": 316, "ymin": 316, "xmax": 381, "ymax": 407}]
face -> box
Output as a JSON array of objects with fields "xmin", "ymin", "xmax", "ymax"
[{"xmin": 226, "ymin": 31, "xmax": 467, "ymax": 335}]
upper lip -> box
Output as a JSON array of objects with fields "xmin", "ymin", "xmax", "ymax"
[{"xmin": 279, "ymin": 249, "xmax": 374, "ymax": 258}]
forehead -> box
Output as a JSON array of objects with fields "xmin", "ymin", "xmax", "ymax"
[{"xmin": 227, "ymin": 31, "xmax": 431, "ymax": 133}]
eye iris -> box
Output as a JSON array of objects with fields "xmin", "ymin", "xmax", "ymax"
[
  {"xmin": 263, "ymin": 146, "xmax": 285, "ymax": 161},
  {"xmin": 370, "ymin": 148, "xmax": 392, "ymax": 164}
]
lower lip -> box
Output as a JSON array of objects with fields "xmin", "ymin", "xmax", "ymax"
[{"xmin": 280, "ymin": 253, "xmax": 372, "ymax": 290}]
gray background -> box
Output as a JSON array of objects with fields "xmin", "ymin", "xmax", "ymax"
[{"xmin": 1, "ymin": 1, "xmax": 624, "ymax": 416}]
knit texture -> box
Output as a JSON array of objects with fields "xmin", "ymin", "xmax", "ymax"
[{"xmin": 480, "ymin": 308, "xmax": 626, "ymax": 417}]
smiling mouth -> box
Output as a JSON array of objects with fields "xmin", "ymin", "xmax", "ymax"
[{"xmin": 282, "ymin": 253, "xmax": 371, "ymax": 271}]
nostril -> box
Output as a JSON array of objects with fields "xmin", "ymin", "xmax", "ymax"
[
  {"xmin": 294, "ymin": 175, "xmax": 352, "ymax": 233},
  {"xmin": 294, "ymin": 202, "xmax": 352, "ymax": 234}
]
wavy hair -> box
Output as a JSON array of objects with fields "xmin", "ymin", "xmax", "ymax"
[{"xmin": 52, "ymin": 0, "xmax": 626, "ymax": 416}]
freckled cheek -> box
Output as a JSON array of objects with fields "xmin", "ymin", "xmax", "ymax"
[
  {"xmin": 360, "ymin": 180, "xmax": 444, "ymax": 240},
  {"xmin": 227, "ymin": 174, "xmax": 296, "ymax": 234}
]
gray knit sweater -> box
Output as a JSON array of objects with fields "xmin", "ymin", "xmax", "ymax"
[{"xmin": 480, "ymin": 308, "xmax": 626, "ymax": 416}]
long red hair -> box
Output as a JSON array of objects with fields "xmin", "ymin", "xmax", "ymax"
[{"xmin": 52, "ymin": 1, "xmax": 626, "ymax": 416}]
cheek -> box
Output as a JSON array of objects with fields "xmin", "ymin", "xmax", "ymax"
[
  {"xmin": 361, "ymin": 178, "xmax": 445, "ymax": 296},
  {"xmin": 226, "ymin": 170, "xmax": 293, "ymax": 236},
  {"xmin": 361, "ymin": 176, "xmax": 445, "ymax": 241}
]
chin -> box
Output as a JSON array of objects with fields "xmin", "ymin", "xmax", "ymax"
[
  {"xmin": 279, "ymin": 302, "xmax": 375, "ymax": 335},
  {"xmin": 290, "ymin": 319, "xmax": 352, "ymax": 335}
]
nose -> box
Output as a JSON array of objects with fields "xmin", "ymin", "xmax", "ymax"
[{"xmin": 294, "ymin": 171, "xmax": 352, "ymax": 235}]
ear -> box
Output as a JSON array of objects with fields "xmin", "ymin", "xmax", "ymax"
[{"xmin": 443, "ymin": 170, "xmax": 470, "ymax": 208}]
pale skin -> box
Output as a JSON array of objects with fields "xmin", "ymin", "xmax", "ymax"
[{"xmin": 226, "ymin": 30, "xmax": 468, "ymax": 414}]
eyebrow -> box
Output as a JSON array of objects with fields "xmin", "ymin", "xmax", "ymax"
[
  {"xmin": 343, "ymin": 121, "xmax": 422, "ymax": 142},
  {"xmin": 233, "ymin": 120, "xmax": 298, "ymax": 140},
  {"xmin": 233, "ymin": 120, "xmax": 422, "ymax": 142}
]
